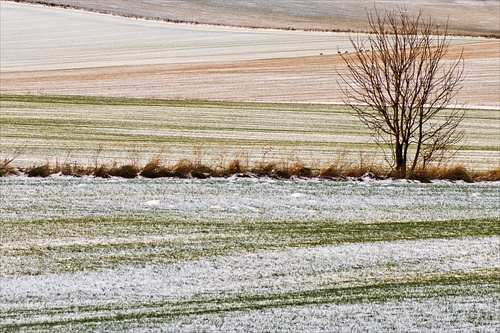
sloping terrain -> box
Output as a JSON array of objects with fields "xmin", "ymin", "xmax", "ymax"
[
  {"xmin": 1, "ymin": 2, "xmax": 499, "ymax": 107},
  {"xmin": 6, "ymin": 0, "xmax": 500, "ymax": 36}
]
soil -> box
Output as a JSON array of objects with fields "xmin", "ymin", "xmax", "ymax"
[
  {"xmin": 1, "ymin": 1, "xmax": 499, "ymax": 107},
  {"xmin": 2, "ymin": 41, "xmax": 498, "ymax": 107}
]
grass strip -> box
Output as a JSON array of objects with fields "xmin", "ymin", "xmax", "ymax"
[
  {"xmin": 3, "ymin": 217, "xmax": 499, "ymax": 275},
  {"xmin": 0, "ymin": 93, "xmax": 345, "ymax": 111}
]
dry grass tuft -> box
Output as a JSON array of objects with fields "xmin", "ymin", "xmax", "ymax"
[
  {"xmin": 409, "ymin": 165, "xmax": 473, "ymax": 183},
  {"xmin": 256, "ymin": 162, "xmax": 277, "ymax": 177},
  {"xmin": 345, "ymin": 165, "xmax": 372, "ymax": 178},
  {"xmin": 246, "ymin": 161, "xmax": 296, "ymax": 179},
  {"xmin": 406, "ymin": 165, "xmax": 476, "ymax": 182},
  {"xmin": 93, "ymin": 164, "xmax": 110, "ymax": 178},
  {"xmin": 407, "ymin": 169, "xmax": 432, "ymax": 183},
  {"xmin": 477, "ymin": 168, "xmax": 500, "ymax": 182},
  {"xmin": 438, "ymin": 165, "xmax": 473, "ymax": 183},
  {"xmin": 191, "ymin": 164, "xmax": 214, "ymax": 179},
  {"xmin": 319, "ymin": 164, "xmax": 343, "ymax": 179},
  {"xmin": 26, "ymin": 164, "xmax": 51, "ymax": 178},
  {"xmin": 289, "ymin": 162, "xmax": 313, "ymax": 178},
  {"xmin": 54, "ymin": 162, "xmax": 91, "ymax": 177},
  {"xmin": 172, "ymin": 159, "xmax": 194, "ymax": 178},
  {"xmin": 140, "ymin": 160, "xmax": 174, "ymax": 178},
  {"xmin": 225, "ymin": 159, "xmax": 242, "ymax": 175},
  {"xmin": 272, "ymin": 169, "xmax": 292, "ymax": 179},
  {"xmin": 1, "ymin": 147, "xmax": 24, "ymax": 176},
  {"xmin": 0, "ymin": 164, "xmax": 19, "ymax": 177},
  {"xmin": 108, "ymin": 164, "xmax": 139, "ymax": 178}
]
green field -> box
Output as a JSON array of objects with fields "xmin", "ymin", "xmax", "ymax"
[{"xmin": 1, "ymin": 94, "xmax": 498, "ymax": 171}]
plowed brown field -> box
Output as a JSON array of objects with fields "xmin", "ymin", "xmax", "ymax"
[
  {"xmin": 1, "ymin": 1, "xmax": 499, "ymax": 107},
  {"xmin": 2, "ymin": 42, "xmax": 499, "ymax": 107}
]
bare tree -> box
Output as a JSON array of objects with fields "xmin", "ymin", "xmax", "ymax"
[{"xmin": 339, "ymin": 7, "xmax": 465, "ymax": 177}]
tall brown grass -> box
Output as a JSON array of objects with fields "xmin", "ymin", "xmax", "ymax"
[
  {"xmin": 475, "ymin": 167, "xmax": 500, "ymax": 182},
  {"xmin": 408, "ymin": 165, "xmax": 474, "ymax": 183},
  {"xmin": 140, "ymin": 159, "xmax": 174, "ymax": 178},
  {"xmin": 108, "ymin": 164, "xmax": 139, "ymax": 179},
  {"xmin": 0, "ymin": 160, "xmax": 19, "ymax": 177},
  {"xmin": 2, "ymin": 151, "xmax": 499, "ymax": 182},
  {"xmin": 26, "ymin": 163, "xmax": 51, "ymax": 178}
]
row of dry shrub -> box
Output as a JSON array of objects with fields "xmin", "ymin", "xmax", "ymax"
[{"xmin": 1, "ymin": 157, "xmax": 499, "ymax": 182}]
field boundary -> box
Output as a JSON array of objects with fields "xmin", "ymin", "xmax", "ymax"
[{"xmin": 2, "ymin": 156, "xmax": 499, "ymax": 182}]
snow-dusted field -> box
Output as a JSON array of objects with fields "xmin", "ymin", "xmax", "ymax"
[
  {"xmin": 0, "ymin": 2, "xmax": 499, "ymax": 330},
  {"xmin": 1, "ymin": 2, "xmax": 499, "ymax": 106},
  {"xmin": 1, "ymin": 176, "xmax": 499, "ymax": 332},
  {"xmin": 0, "ymin": 2, "xmax": 357, "ymax": 72},
  {"xmin": 6, "ymin": 0, "xmax": 500, "ymax": 36},
  {"xmin": 2, "ymin": 176, "xmax": 500, "ymax": 224}
]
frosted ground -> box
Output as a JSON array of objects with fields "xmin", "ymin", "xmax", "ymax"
[
  {"xmin": 1, "ymin": 175, "xmax": 499, "ymax": 331},
  {"xmin": 6, "ymin": 0, "xmax": 499, "ymax": 36},
  {"xmin": 0, "ymin": 2, "xmax": 358, "ymax": 71},
  {"xmin": 1, "ymin": 2, "xmax": 499, "ymax": 106}
]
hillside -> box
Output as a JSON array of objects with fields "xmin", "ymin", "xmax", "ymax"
[
  {"xmin": 1, "ymin": 1, "xmax": 499, "ymax": 107},
  {"xmin": 6, "ymin": 0, "xmax": 500, "ymax": 37}
]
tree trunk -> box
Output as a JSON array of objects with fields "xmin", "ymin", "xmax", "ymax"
[
  {"xmin": 395, "ymin": 142, "xmax": 406, "ymax": 178},
  {"xmin": 411, "ymin": 108, "xmax": 424, "ymax": 172}
]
